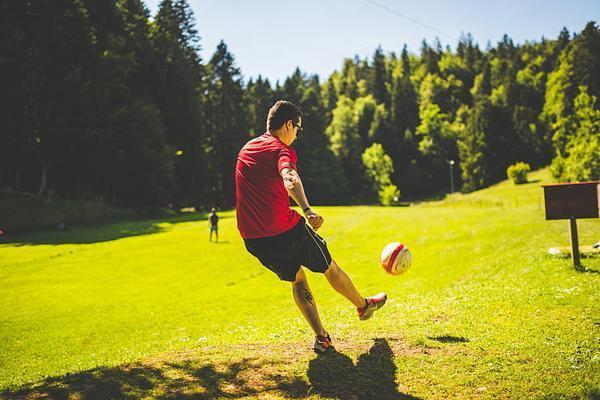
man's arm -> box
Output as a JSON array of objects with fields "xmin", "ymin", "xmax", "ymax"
[{"xmin": 281, "ymin": 167, "xmax": 324, "ymax": 230}]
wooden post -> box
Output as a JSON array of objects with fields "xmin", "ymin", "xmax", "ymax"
[{"xmin": 569, "ymin": 217, "xmax": 580, "ymax": 267}]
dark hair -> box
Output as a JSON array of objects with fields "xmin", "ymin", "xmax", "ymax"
[{"xmin": 266, "ymin": 100, "xmax": 302, "ymax": 131}]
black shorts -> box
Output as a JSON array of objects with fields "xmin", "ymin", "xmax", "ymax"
[{"xmin": 244, "ymin": 218, "xmax": 332, "ymax": 282}]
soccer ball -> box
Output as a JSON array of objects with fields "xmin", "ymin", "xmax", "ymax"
[{"xmin": 380, "ymin": 242, "xmax": 412, "ymax": 275}]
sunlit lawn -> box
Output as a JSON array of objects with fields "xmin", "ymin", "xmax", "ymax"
[{"xmin": 1, "ymin": 169, "xmax": 599, "ymax": 399}]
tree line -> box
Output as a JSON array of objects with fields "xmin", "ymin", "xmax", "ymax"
[{"xmin": 1, "ymin": 0, "xmax": 598, "ymax": 209}]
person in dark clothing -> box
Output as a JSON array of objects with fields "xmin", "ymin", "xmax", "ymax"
[{"xmin": 209, "ymin": 208, "xmax": 219, "ymax": 242}]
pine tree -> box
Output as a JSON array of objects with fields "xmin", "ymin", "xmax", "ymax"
[
  {"xmin": 371, "ymin": 46, "xmax": 390, "ymax": 106},
  {"xmin": 459, "ymin": 63, "xmax": 493, "ymax": 192},
  {"xmin": 420, "ymin": 39, "xmax": 441, "ymax": 75},
  {"xmin": 388, "ymin": 46, "xmax": 420, "ymax": 194},
  {"xmin": 544, "ymin": 21, "xmax": 600, "ymax": 160},
  {"xmin": 457, "ymin": 32, "xmax": 483, "ymax": 83},
  {"xmin": 550, "ymin": 86, "xmax": 600, "ymax": 181},
  {"xmin": 0, "ymin": 0, "xmax": 97, "ymax": 198},
  {"xmin": 339, "ymin": 58, "xmax": 359, "ymax": 100},
  {"xmin": 326, "ymin": 96, "xmax": 368, "ymax": 200},
  {"xmin": 512, "ymin": 42, "xmax": 553, "ymax": 167},
  {"xmin": 151, "ymin": 0, "xmax": 205, "ymax": 205},
  {"xmin": 296, "ymin": 76, "xmax": 344, "ymax": 204},
  {"xmin": 70, "ymin": 0, "xmax": 174, "ymax": 206},
  {"xmin": 276, "ymin": 71, "xmax": 343, "ymax": 203},
  {"xmin": 205, "ymin": 41, "xmax": 248, "ymax": 207},
  {"xmin": 460, "ymin": 59, "xmax": 519, "ymax": 191},
  {"xmin": 391, "ymin": 45, "xmax": 419, "ymax": 134},
  {"xmin": 245, "ymin": 75, "xmax": 274, "ymax": 136},
  {"xmin": 459, "ymin": 97, "xmax": 491, "ymax": 192},
  {"xmin": 354, "ymin": 95, "xmax": 378, "ymax": 148},
  {"xmin": 321, "ymin": 74, "xmax": 339, "ymax": 125},
  {"xmin": 117, "ymin": 0, "xmax": 160, "ymax": 100}
]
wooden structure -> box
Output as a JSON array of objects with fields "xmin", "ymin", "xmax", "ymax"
[{"xmin": 543, "ymin": 181, "xmax": 600, "ymax": 267}]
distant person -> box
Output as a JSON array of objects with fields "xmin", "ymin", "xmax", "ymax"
[
  {"xmin": 209, "ymin": 208, "xmax": 219, "ymax": 242},
  {"xmin": 235, "ymin": 100, "xmax": 387, "ymax": 353}
]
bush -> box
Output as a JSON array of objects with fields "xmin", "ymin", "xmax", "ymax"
[
  {"xmin": 362, "ymin": 143, "xmax": 399, "ymax": 205},
  {"xmin": 507, "ymin": 162, "xmax": 531, "ymax": 184},
  {"xmin": 379, "ymin": 184, "xmax": 401, "ymax": 206}
]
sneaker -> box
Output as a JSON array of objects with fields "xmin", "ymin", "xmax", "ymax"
[
  {"xmin": 313, "ymin": 333, "xmax": 334, "ymax": 353},
  {"xmin": 357, "ymin": 292, "xmax": 387, "ymax": 320}
]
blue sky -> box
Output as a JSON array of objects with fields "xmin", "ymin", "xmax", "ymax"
[{"xmin": 144, "ymin": 0, "xmax": 599, "ymax": 84}]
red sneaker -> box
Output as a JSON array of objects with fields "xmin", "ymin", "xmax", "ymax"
[
  {"xmin": 358, "ymin": 292, "xmax": 387, "ymax": 320},
  {"xmin": 313, "ymin": 333, "xmax": 334, "ymax": 353}
]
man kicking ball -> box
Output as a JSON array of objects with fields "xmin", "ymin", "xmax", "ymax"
[{"xmin": 235, "ymin": 100, "xmax": 387, "ymax": 353}]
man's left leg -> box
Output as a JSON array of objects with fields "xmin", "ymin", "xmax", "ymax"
[
  {"xmin": 292, "ymin": 267, "xmax": 327, "ymax": 336},
  {"xmin": 292, "ymin": 267, "xmax": 333, "ymax": 353}
]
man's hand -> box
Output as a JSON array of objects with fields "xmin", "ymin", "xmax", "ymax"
[{"xmin": 305, "ymin": 208, "xmax": 324, "ymax": 231}]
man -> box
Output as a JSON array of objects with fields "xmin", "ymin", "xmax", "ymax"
[
  {"xmin": 235, "ymin": 100, "xmax": 387, "ymax": 353},
  {"xmin": 209, "ymin": 208, "xmax": 219, "ymax": 242}
]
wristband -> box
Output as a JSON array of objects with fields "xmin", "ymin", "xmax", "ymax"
[{"xmin": 303, "ymin": 207, "xmax": 311, "ymax": 213}]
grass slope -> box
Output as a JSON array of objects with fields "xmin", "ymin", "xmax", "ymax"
[{"xmin": 1, "ymin": 169, "xmax": 599, "ymax": 399}]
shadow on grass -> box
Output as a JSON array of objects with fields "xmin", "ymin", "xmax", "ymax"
[
  {"xmin": 1, "ymin": 339, "xmax": 419, "ymax": 400},
  {"xmin": 0, "ymin": 213, "xmax": 213, "ymax": 246},
  {"xmin": 524, "ymin": 179, "xmax": 541, "ymax": 184},
  {"xmin": 427, "ymin": 335, "xmax": 469, "ymax": 343},
  {"xmin": 308, "ymin": 338, "xmax": 420, "ymax": 399},
  {"xmin": 1, "ymin": 358, "xmax": 310, "ymax": 400},
  {"xmin": 575, "ymin": 264, "xmax": 600, "ymax": 275}
]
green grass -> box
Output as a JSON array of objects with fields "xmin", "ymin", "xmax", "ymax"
[{"xmin": 1, "ymin": 168, "xmax": 599, "ymax": 399}]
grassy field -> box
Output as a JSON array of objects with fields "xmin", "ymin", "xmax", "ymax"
[{"xmin": 1, "ymin": 169, "xmax": 599, "ymax": 399}]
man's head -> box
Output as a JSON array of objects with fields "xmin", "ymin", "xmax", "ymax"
[
  {"xmin": 211, "ymin": 207, "xmax": 216, "ymax": 213},
  {"xmin": 267, "ymin": 100, "xmax": 303, "ymax": 145}
]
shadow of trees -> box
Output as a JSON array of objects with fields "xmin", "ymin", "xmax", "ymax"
[
  {"xmin": 0, "ymin": 213, "xmax": 210, "ymax": 246},
  {"xmin": 1, "ymin": 339, "xmax": 420, "ymax": 399},
  {"xmin": 1, "ymin": 358, "xmax": 308, "ymax": 400}
]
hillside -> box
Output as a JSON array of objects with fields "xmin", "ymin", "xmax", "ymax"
[{"xmin": 1, "ymin": 168, "xmax": 598, "ymax": 399}]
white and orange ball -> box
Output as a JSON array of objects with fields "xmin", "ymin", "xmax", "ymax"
[{"xmin": 380, "ymin": 242, "xmax": 412, "ymax": 275}]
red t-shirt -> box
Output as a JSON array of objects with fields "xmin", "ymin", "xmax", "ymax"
[{"xmin": 235, "ymin": 132, "xmax": 301, "ymax": 239}]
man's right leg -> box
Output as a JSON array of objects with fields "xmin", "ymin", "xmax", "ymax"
[
  {"xmin": 324, "ymin": 259, "xmax": 387, "ymax": 320},
  {"xmin": 324, "ymin": 259, "xmax": 366, "ymax": 308}
]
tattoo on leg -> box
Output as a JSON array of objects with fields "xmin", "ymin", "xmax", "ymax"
[{"xmin": 303, "ymin": 288, "xmax": 313, "ymax": 305}]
